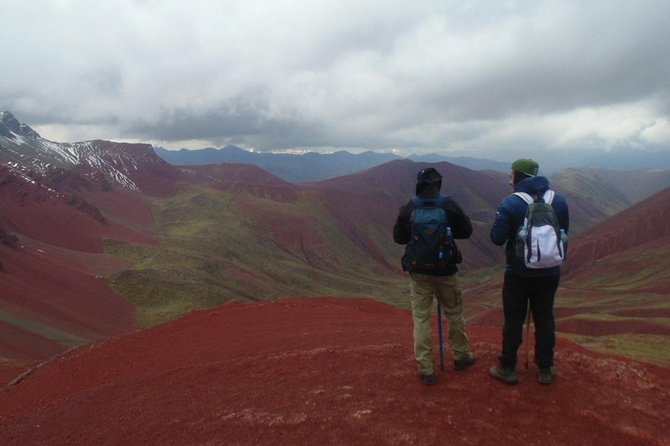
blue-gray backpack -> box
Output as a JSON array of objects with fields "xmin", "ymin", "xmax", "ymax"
[
  {"xmin": 514, "ymin": 190, "xmax": 567, "ymax": 269},
  {"xmin": 407, "ymin": 195, "xmax": 458, "ymax": 272}
]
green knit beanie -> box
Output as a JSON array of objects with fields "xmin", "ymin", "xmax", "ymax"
[{"xmin": 511, "ymin": 158, "xmax": 539, "ymax": 177}]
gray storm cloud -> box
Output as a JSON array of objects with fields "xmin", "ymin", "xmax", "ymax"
[{"xmin": 1, "ymin": 0, "xmax": 669, "ymax": 156}]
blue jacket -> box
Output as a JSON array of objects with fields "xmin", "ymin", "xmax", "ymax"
[{"xmin": 490, "ymin": 176, "xmax": 569, "ymax": 277}]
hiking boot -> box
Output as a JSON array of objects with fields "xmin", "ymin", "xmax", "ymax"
[
  {"xmin": 453, "ymin": 352, "xmax": 476, "ymax": 371},
  {"xmin": 538, "ymin": 367, "xmax": 554, "ymax": 385},
  {"xmin": 489, "ymin": 365, "xmax": 519, "ymax": 384},
  {"xmin": 419, "ymin": 373, "xmax": 436, "ymax": 385}
]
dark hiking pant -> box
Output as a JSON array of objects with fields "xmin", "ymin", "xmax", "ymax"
[{"xmin": 499, "ymin": 271, "xmax": 560, "ymax": 370}]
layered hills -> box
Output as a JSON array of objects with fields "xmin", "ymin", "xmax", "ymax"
[
  {"xmin": 3, "ymin": 111, "xmax": 670, "ymax": 354},
  {"xmin": 1, "ymin": 111, "xmax": 670, "ymax": 442},
  {"xmin": 1, "ymin": 112, "xmax": 162, "ymax": 377}
]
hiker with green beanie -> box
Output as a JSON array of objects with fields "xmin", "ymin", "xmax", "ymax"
[
  {"xmin": 489, "ymin": 158, "xmax": 569, "ymax": 385},
  {"xmin": 393, "ymin": 167, "xmax": 476, "ymax": 385}
]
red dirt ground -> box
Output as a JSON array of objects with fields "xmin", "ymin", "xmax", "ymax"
[
  {"xmin": 1, "ymin": 297, "xmax": 668, "ymax": 446},
  {"xmin": 0, "ymin": 242, "xmax": 137, "ymax": 335},
  {"xmin": 0, "ymin": 241, "xmax": 138, "ymax": 367}
]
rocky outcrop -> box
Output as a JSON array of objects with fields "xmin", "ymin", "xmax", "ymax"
[
  {"xmin": 0, "ymin": 222, "xmax": 19, "ymax": 272},
  {"xmin": 1, "ymin": 112, "xmax": 186, "ymax": 195},
  {"xmin": 0, "ymin": 111, "xmax": 40, "ymax": 139}
]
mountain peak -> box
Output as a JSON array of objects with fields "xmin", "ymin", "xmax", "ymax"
[
  {"xmin": 0, "ymin": 111, "xmax": 19, "ymax": 128},
  {"xmin": 1, "ymin": 113, "xmax": 185, "ymax": 194},
  {"xmin": 0, "ymin": 111, "xmax": 40, "ymax": 139}
]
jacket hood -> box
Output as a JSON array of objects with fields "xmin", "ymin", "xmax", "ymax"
[
  {"xmin": 514, "ymin": 175, "xmax": 550, "ymax": 196},
  {"xmin": 415, "ymin": 167, "xmax": 442, "ymax": 196}
]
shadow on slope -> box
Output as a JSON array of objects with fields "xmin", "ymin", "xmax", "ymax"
[{"xmin": 1, "ymin": 298, "xmax": 668, "ymax": 446}]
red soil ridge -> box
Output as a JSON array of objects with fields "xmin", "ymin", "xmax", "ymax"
[
  {"xmin": 566, "ymin": 186, "xmax": 670, "ymax": 272},
  {"xmin": 1, "ymin": 297, "xmax": 668, "ymax": 446},
  {"xmin": 0, "ymin": 242, "xmax": 138, "ymax": 375},
  {"xmin": 0, "ymin": 165, "xmax": 154, "ymax": 369}
]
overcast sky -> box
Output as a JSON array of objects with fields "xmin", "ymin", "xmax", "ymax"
[{"xmin": 1, "ymin": 0, "xmax": 669, "ymax": 158}]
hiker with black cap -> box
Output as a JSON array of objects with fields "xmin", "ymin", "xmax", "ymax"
[
  {"xmin": 489, "ymin": 158, "xmax": 569, "ymax": 385},
  {"xmin": 393, "ymin": 167, "xmax": 475, "ymax": 385}
]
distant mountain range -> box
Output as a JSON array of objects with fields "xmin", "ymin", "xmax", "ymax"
[
  {"xmin": 155, "ymin": 144, "xmax": 670, "ymax": 182},
  {"xmin": 154, "ymin": 146, "xmax": 513, "ymax": 182}
]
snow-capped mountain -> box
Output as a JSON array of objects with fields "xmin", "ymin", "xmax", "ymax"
[{"xmin": 0, "ymin": 111, "xmax": 182, "ymax": 195}]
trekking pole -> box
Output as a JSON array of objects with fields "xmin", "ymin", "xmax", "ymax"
[
  {"xmin": 437, "ymin": 302, "xmax": 445, "ymax": 371},
  {"xmin": 524, "ymin": 301, "xmax": 532, "ymax": 370}
]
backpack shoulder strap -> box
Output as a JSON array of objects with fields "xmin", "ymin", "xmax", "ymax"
[
  {"xmin": 513, "ymin": 192, "xmax": 533, "ymax": 204},
  {"xmin": 411, "ymin": 195, "xmax": 449, "ymax": 208},
  {"xmin": 514, "ymin": 191, "xmax": 555, "ymax": 204},
  {"xmin": 435, "ymin": 194, "xmax": 449, "ymax": 208}
]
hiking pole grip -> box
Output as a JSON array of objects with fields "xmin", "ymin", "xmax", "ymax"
[{"xmin": 437, "ymin": 302, "xmax": 445, "ymax": 371}]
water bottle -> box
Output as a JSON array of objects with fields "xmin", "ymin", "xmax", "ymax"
[
  {"xmin": 517, "ymin": 224, "xmax": 528, "ymax": 241},
  {"xmin": 560, "ymin": 228, "xmax": 568, "ymax": 257},
  {"xmin": 515, "ymin": 224, "xmax": 527, "ymax": 260},
  {"xmin": 442, "ymin": 226, "xmax": 453, "ymax": 261}
]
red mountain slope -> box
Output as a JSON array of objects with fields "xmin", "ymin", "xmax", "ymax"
[
  {"xmin": 0, "ymin": 166, "xmax": 154, "ymax": 252},
  {"xmin": 310, "ymin": 159, "xmax": 506, "ymax": 222},
  {"xmin": 0, "ymin": 160, "xmax": 155, "ymax": 373},
  {"xmin": 184, "ymin": 162, "xmax": 300, "ymax": 202},
  {"xmin": 1, "ymin": 111, "xmax": 187, "ymax": 197},
  {"xmin": 0, "ymin": 242, "xmax": 138, "ymax": 372},
  {"xmin": 565, "ymin": 186, "xmax": 670, "ymax": 273},
  {"xmin": 308, "ymin": 159, "xmax": 510, "ymax": 269},
  {"xmin": 70, "ymin": 140, "xmax": 187, "ymax": 197},
  {"xmin": 1, "ymin": 298, "xmax": 668, "ymax": 446}
]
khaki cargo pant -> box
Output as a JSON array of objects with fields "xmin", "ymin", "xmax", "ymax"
[{"xmin": 409, "ymin": 272, "xmax": 469, "ymax": 375}]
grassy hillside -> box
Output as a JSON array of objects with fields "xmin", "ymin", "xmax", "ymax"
[
  {"xmin": 106, "ymin": 185, "xmax": 411, "ymax": 326},
  {"xmin": 104, "ymin": 160, "xmax": 512, "ymax": 327},
  {"xmin": 583, "ymin": 167, "xmax": 670, "ymax": 204},
  {"xmin": 549, "ymin": 169, "xmax": 632, "ymax": 234}
]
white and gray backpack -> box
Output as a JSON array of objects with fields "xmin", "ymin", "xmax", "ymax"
[{"xmin": 514, "ymin": 190, "xmax": 566, "ymax": 269}]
